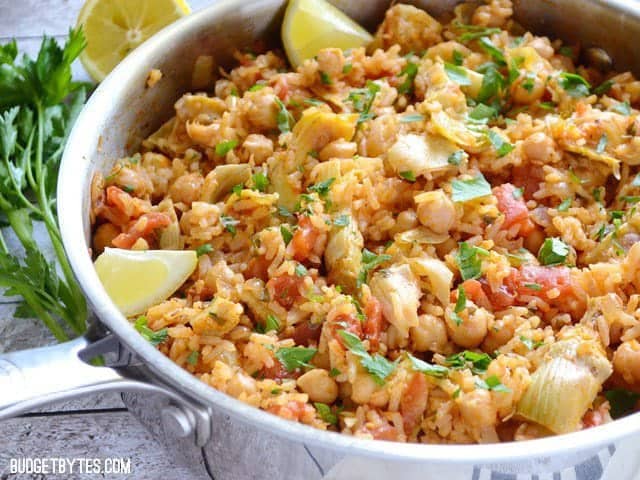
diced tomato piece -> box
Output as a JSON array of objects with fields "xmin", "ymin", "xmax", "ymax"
[
  {"xmin": 266, "ymin": 275, "xmax": 304, "ymax": 309},
  {"xmin": 454, "ymin": 279, "xmax": 493, "ymax": 311},
  {"xmin": 400, "ymin": 372, "xmax": 428, "ymax": 435},
  {"xmin": 245, "ymin": 255, "xmax": 270, "ymax": 282},
  {"xmin": 291, "ymin": 216, "xmax": 321, "ymax": 263},
  {"xmin": 331, "ymin": 312, "xmax": 363, "ymax": 346},
  {"xmin": 260, "ymin": 360, "xmax": 297, "ymax": 381},
  {"xmin": 493, "ymin": 183, "xmax": 535, "ymax": 236},
  {"xmin": 292, "ymin": 320, "xmax": 322, "ymax": 346},
  {"xmin": 364, "ymin": 295, "xmax": 384, "ymax": 352},
  {"xmin": 112, "ymin": 212, "xmax": 171, "ymax": 249}
]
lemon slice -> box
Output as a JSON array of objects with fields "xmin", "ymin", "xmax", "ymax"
[
  {"xmin": 94, "ymin": 247, "xmax": 197, "ymax": 316},
  {"xmin": 282, "ymin": 0, "xmax": 373, "ymax": 68},
  {"xmin": 77, "ymin": 0, "xmax": 191, "ymax": 81}
]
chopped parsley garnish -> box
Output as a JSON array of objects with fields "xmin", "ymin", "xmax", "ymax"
[
  {"xmin": 319, "ymin": 71, "xmax": 332, "ymax": 85},
  {"xmin": 451, "ymin": 173, "xmax": 492, "ymax": 202},
  {"xmin": 477, "ymin": 65, "xmax": 504, "ymax": 104},
  {"xmin": 275, "ymin": 346, "xmax": 317, "ymax": 372},
  {"xmin": 294, "ymin": 263, "xmax": 308, "ymax": 277},
  {"xmin": 407, "ymin": 353, "xmax": 449, "ymax": 378},
  {"xmin": 447, "ymin": 150, "xmax": 465, "ymax": 166},
  {"xmin": 122, "ymin": 185, "xmax": 135, "ymax": 193},
  {"xmin": 620, "ymin": 196, "xmax": 640, "ymax": 204},
  {"xmin": 558, "ymin": 45, "xmax": 574, "ymax": 58},
  {"xmin": 539, "ymin": 101, "xmax": 557, "ymax": 110},
  {"xmin": 558, "ymin": 72, "xmax": 591, "ymax": 97},
  {"xmin": 342, "ymin": 63, "xmax": 353, "ymax": 74},
  {"xmin": 520, "ymin": 335, "xmax": 544, "ymax": 350},
  {"xmin": 557, "ymin": 198, "xmax": 572, "ymax": 212},
  {"xmin": 308, "ymin": 177, "xmax": 335, "ymax": 198},
  {"xmin": 333, "ymin": 214, "xmax": 350, "ymax": 227},
  {"xmin": 593, "ymin": 79, "xmax": 614, "ymax": 96},
  {"xmin": 346, "ymin": 81, "xmax": 380, "ymax": 124},
  {"xmin": 195, "ymin": 244, "xmax": 213, "ymax": 257},
  {"xmin": 612, "ymin": 101, "xmax": 631, "ymax": 116},
  {"xmin": 399, "ymin": 170, "xmax": 416, "ymax": 182},
  {"xmin": 274, "ymin": 97, "xmax": 294, "ymax": 133},
  {"xmin": 277, "ymin": 205, "xmax": 295, "ymax": 218},
  {"xmin": 475, "ymin": 375, "xmax": 511, "ymax": 392},
  {"xmin": 187, "ymin": 350, "xmax": 199, "ymax": 365},
  {"xmin": 220, "ymin": 214, "xmax": 239, "ymax": 236},
  {"xmin": 315, "ymin": 402, "xmax": 338, "ymax": 425},
  {"xmin": 452, "ymin": 285, "xmax": 467, "ymax": 326},
  {"xmin": 521, "ymin": 72, "xmax": 536, "ymax": 93},
  {"xmin": 304, "ymin": 98, "xmax": 324, "ymax": 107},
  {"xmin": 134, "ymin": 316, "xmax": 168, "ymax": 346},
  {"xmin": 280, "ymin": 225, "xmax": 293, "ymax": 245},
  {"xmin": 455, "ymin": 22, "xmax": 501, "ymax": 42},
  {"xmin": 512, "ymin": 187, "xmax": 524, "ymax": 199},
  {"xmin": 397, "ymin": 62, "xmax": 419, "ymax": 94},
  {"xmin": 445, "ymin": 350, "xmax": 492, "ymax": 374},
  {"xmin": 596, "ymin": 134, "xmax": 608, "ymax": 153},
  {"xmin": 605, "ymin": 389, "xmax": 640, "ymax": 419},
  {"xmin": 357, "ymin": 248, "xmax": 392, "ymax": 287},
  {"xmin": 265, "ymin": 314, "xmax": 280, "ymax": 332},
  {"xmin": 252, "ymin": 172, "xmax": 269, "ymax": 192},
  {"xmin": 538, "ymin": 237, "xmax": 570, "ymax": 266},
  {"xmin": 487, "ymin": 130, "xmax": 514, "ymax": 157},
  {"xmin": 444, "ymin": 63, "xmax": 471, "ymax": 86},
  {"xmin": 215, "ymin": 139, "xmax": 238, "ymax": 156},
  {"xmin": 469, "ymin": 103, "xmax": 498, "ymax": 122},
  {"xmin": 248, "ymin": 83, "xmax": 266, "ymax": 92},
  {"xmin": 399, "ymin": 113, "xmax": 424, "ymax": 123},
  {"xmin": 452, "ymin": 49, "xmax": 464, "ymax": 66},
  {"xmin": 455, "ymin": 242, "xmax": 489, "ymax": 280},
  {"xmin": 523, "ymin": 283, "xmax": 542, "ymax": 291},
  {"xmin": 633, "ymin": 173, "xmax": 640, "ymax": 187},
  {"xmin": 232, "ymin": 184, "xmax": 243, "ymax": 196},
  {"xmin": 478, "ymin": 37, "xmax": 506, "ymax": 65},
  {"xmin": 329, "ymin": 367, "xmax": 341, "ymax": 377},
  {"xmin": 339, "ymin": 330, "xmax": 396, "ymax": 384}
]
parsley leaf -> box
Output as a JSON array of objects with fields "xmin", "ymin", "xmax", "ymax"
[
  {"xmin": 187, "ymin": 350, "xmax": 199, "ymax": 365},
  {"xmin": 399, "ymin": 170, "xmax": 416, "ymax": 182},
  {"xmin": 265, "ymin": 314, "xmax": 280, "ymax": 332},
  {"xmin": 558, "ymin": 72, "xmax": 591, "ymax": 97},
  {"xmin": 134, "ymin": 316, "xmax": 168, "ymax": 346},
  {"xmin": 445, "ymin": 350, "xmax": 492, "ymax": 374},
  {"xmin": 593, "ymin": 79, "xmax": 613, "ymax": 96},
  {"xmin": 251, "ymin": 172, "xmax": 269, "ymax": 192},
  {"xmin": 339, "ymin": 330, "xmax": 396, "ymax": 384},
  {"xmin": 280, "ymin": 225, "xmax": 293, "ymax": 245},
  {"xmin": 333, "ymin": 214, "xmax": 350, "ymax": 227},
  {"xmin": 612, "ymin": 101, "xmax": 631, "ymax": 116},
  {"xmin": 397, "ymin": 62, "xmax": 419, "ymax": 94},
  {"xmin": 215, "ymin": 139, "xmax": 238, "ymax": 156},
  {"xmin": 294, "ymin": 263, "xmax": 308, "ymax": 277},
  {"xmin": 444, "ymin": 63, "xmax": 471, "ymax": 86},
  {"xmin": 275, "ymin": 346, "xmax": 317, "ymax": 372},
  {"xmin": 451, "ymin": 173, "xmax": 492, "ymax": 202},
  {"xmin": 455, "ymin": 242, "xmax": 489, "ymax": 280},
  {"xmin": 520, "ymin": 335, "xmax": 544, "ymax": 350},
  {"xmin": 308, "ymin": 177, "xmax": 335, "ymax": 198},
  {"xmin": 487, "ymin": 130, "xmax": 514, "ymax": 157},
  {"xmin": 357, "ymin": 248, "xmax": 391, "ymax": 287},
  {"xmin": 478, "ymin": 37, "xmax": 506, "ymax": 65},
  {"xmin": 455, "ymin": 22, "xmax": 502, "ymax": 42},
  {"xmin": 195, "ymin": 244, "xmax": 213, "ymax": 256},
  {"xmin": 274, "ymin": 97, "xmax": 294, "ymax": 133},
  {"xmin": 475, "ymin": 375, "xmax": 511, "ymax": 392},
  {"xmin": 447, "ymin": 150, "xmax": 466, "ymax": 166},
  {"xmin": 220, "ymin": 214, "xmax": 239, "ymax": 236},
  {"xmin": 407, "ymin": 353, "xmax": 449, "ymax": 378},
  {"xmin": 319, "ymin": 71, "xmax": 332, "ymax": 85},
  {"xmin": 346, "ymin": 81, "xmax": 380, "ymax": 124},
  {"xmin": 557, "ymin": 198, "xmax": 572, "ymax": 212},
  {"xmin": 315, "ymin": 402, "xmax": 338, "ymax": 425},
  {"xmin": 538, "ymin": 237, "xmax": 569, "ymax": 266},
  {"xmin": 477, "ymin": 65, "xmax": 504, "ymax": 103}
]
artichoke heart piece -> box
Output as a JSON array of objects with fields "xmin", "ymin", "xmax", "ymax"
[
  {"xmin": 369, "ymin": 263, "xmax": 421, "ymax": 339},
  {"xmin": 201, "ymin": 164, "xmax": 251, "ymax": 203},
  {"xmin": 431, "ymin": 111, "xmax": 487, "ymax": 152},
  {"xmin": 516, "ymin": 328, "xmax": 613, "ymax": 434},
  {"xmin": 293, "ymin": 107, "xmax": 359, "ymax": 165},
  {"xmin": 564, "ymin": 144, "xmax": 621, "ymax": 179},
  {"xmin": 157, "ymin": 198, "xmax": 183, "ymax": 250},
  {"xmin": 324, "ymin": 211, "xmax": 363, "ymax": 294},
  {"xmin": 409, "ymin": 256, "xmax": 452, "ymax": 306},
  {"xmin": 387, "ymin": 133, "xmax": 459, "ymax": 178}
]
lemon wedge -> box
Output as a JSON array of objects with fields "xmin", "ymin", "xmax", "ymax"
[
  {"xmin": 94, "ymin": 248, "xmax": 197, "ymax": 316},
  {"xmin": 282, "ymin": 0, "xmax": 373, "ymax": 68},
  {"xmin": 77, "ymin": 0, "xmax": 191, "ymax": 81}
]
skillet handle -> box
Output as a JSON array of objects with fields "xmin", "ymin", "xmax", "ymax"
[{"xmin": 0, "ymin": 335, "xmax": 211, "ymax": 446}]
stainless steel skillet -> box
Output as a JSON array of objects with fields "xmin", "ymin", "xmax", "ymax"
[{"xmin": 2, "ymin": 1, "xmax": 640, "ymax": 478}]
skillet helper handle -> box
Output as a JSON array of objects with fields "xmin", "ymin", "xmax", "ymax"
[{"xmin": 0, "ymin": 336, "xmax": 211, "ymax": 446}]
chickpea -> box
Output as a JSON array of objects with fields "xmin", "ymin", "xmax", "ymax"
[
  {"xmin": 316, "ymin": 48, "xmax": 345, "ymax": 78},
  {"xmin": 242, "ymin": 134, "xmax": 274, "ymax": 165},
  {"xmin": 296, "ymin": 369, "xmax": 339, "ymax": 404},
  {"xmin": 390, "ymin": 209, "xmax": 419, "ymax": 237},
  {"xmin": 246, "ymin": 90, "xmax": 279, "ymax": 131},
  {"xmin": 510, "ymin": 74, "xmax": 545, "ymax": 104},
  {"xmin": 521, "ymin": 132, "xmax": 558, "ymax": 165},
  {"xmin": 215, "ymin": 79, "xmax": 238, "ymax": 99},
  {"xmin": 410, "ymin": 314, "xmax": 449, "ymax": 353},
  {"xmin": 113, "ymin": 166, "xmax": 153, "ymax": 198},
  {"xmin": 351, "ymin": 373, "xmax": 389, "ymax": 407},
  {"xmin": 318, "ymin": 139, "xmax": 357, "ymax": 161},
  {"xmin": 169, "ymin": 172, "xmax": 204, "ymax": 206},
  {"xmin": 93, "ymin": 223, "xmax": 120, "ymax": 254},
  {"xmin": 613, "ymin": 340, "xmax": 640, "ymax": 389},
  {"xmin": 458, "ymin": 389, "xmax": 497, "ymax": 429},
  {"xmin": 415, "ymin": 189, "xmax": 455, "ymax": 234},
  {"xmin": 482, "ymin": 316, "xmax": 516, "ymax": 352},
  {"xmin": 445, "ymin": 306, "xmax": 490, "ymax": 348}
]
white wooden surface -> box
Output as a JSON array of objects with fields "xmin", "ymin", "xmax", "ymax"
[{"xmin": 0, "ymin": 1, "xmax": 213, "ymax": 478}]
